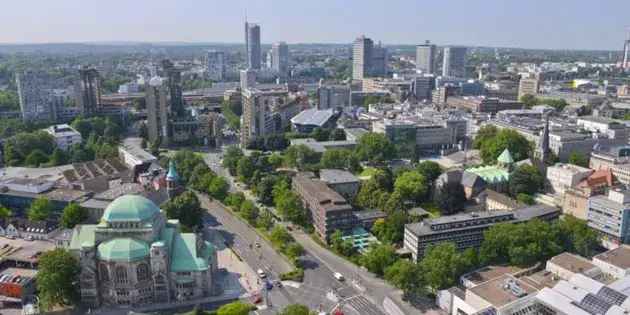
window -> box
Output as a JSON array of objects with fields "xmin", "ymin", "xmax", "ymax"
[
  {"xmin": 137, "ymin": 263, "xmax": 150, "ymax": 281},
  {"xmin": 115, "ymin": 266, "xmax": 128, "ymax": 284}
]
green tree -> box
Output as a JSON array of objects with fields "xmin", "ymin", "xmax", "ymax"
[
  {"xmin": 520, "ymin": 94, "xmax": 538, "ymax": 108},
  {"xmin": 416, "ymin": 161, "xmax": 442, "ymax": 183},
  {"xmin": 28, "ymin": 198, "xmax": 53, "ymax": 221},
  {"xmin": 473, "ymin": 125, "xmax": 498, "ymax": 149},
  {"xmin": 222, "ymin": 146, "xmax": 244, "ymax": 175},
  {"xmin": 60, "ymin": 203, "xmax": 88, "ymax": 228},
  {"xmin": 278, "ymin": 304, "xmax": 312, "ymax": 315},
  {"xmin": 420, "ymin": 242, "xmax": 469, "ymax": 291},
  {"xmin": 329, "ymin": 129, "xmax": 346, "ymax": 141},
  {"xmin": 384, "ymin": 259, "xmax": 424, "ymax": 297},
  {"xmin": 320, "ymin": 149, "xmax": 353, "ymax": 170},
  {"xmin": 216, "ymin": 301, "xmax": 254, "ymax": 315},
  {"xmin": 557, "ymin": 215, "xmax": 599, "ymax": 257},
  {"xmin": 355, "ymin": 132, "xmax": 395, "ymax": 164},
  {"xmin": 208, "ymin": 176, "xmax": 229, "ymax": 201},
  {"xmin": 435, "ymin": 182, "xmax": 467, "ymax": 215},
  {"xmin": 480, "ymin": 129, "xmax": 531, "ymax": 164},
  {"xmin": 310, "ymin": 127, "xmax": 331, "ymax": 141},
  {"xmin": 224, "ymin": 192, "xmax": 245, "ymax": 210},
  {"xmin": 240, "ymin": 200, "xmax": 259, "ymax": 224},
  {"xmin": 360, "ymin": 244, "xmax": 398, "ymax": 276},
  {"xmin": 330, "ymin": 230, "xmax": 356, "ymax": 256},
  {"xmin": 371, "ymin": 210, "xmax": 407, "ymax": 244},
  {"xmin": 37, "ymin": 249, "xmax": 80, "ymax": 310},
  {"xmin": 256, "ymin": 210, "xmax": 274, "ymax": 230},
  {"xmin": 255, "ymin": 176, "xmax": 279, "ymax": 205},
  {"xmin": 0, "ymin": 204, "xmax": 12, "ymax": 219},
  {"xmin": 163, "ymin": 191, "xmax": 203, "ymax": 229},
  {"xmin": 568, "ymin": 151, "xmax": 589, "ymax": 167},
  {"xmin": 509, "ymin": 164, "xmax": 544, "ymax": 197},
  {"xmin": 394, "ymin": 171, "xmax": 427, "ymax": 203},
  {"xmin": 236, "ymin": 156, "xmax": 256, "ymax": 183},
  {"xmin": 276, "ymin": 191, "xmax": 307, "ymax": 226},
  {"xmin": 283, "ymin": 144, "xmax": 320, "ymax": 170},
  {"xmin": 383, "ymin": 191, "xmax": 405, "ymax": 213},
  {"xmin": 285, "ymin": 243, "xmax": 305, "ymax": 261},
  {"xmin": 25, "ymin": 149, "xmax": 49, "ymax": 166},
  {"xmin": 270, "ymin": 226, "xmax": 292, "ymax": 249},
  {"xmin": 517, "ymin": 193, "xmax": 536, "ymax": 205}
]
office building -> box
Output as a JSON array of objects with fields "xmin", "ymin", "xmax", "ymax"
[
  {"xmin": 588, "ymin": 188, "xmax": 630, "ymax": 249},
  {"xmin": 624, "ymin": 32, "xmax": 630, "ymax": 72},
  {"xmin": 292, "ymin": 173, "xmax": 354, "ymax": 242},
  {"xmin": 240, "ymin": 88, "xmax": 299, "ymax": 147},
  {"xmin": 145, "ymin": 76, "xmax": 170, "ymax": 146},
  {"xmin": 442, "ymin": 46, "xmax": 467, "ymax": 78},
  {"xmin": 546, "ymin": 163, "xmax": 593, "ymax": 197},
  {"xmin": 206, "ymin": 50, "xmax": 225, "ymax": 81},
  {"xmin": 416, "ymin": 40, "xmax": 437, "ymax": 74},
  {"xmin": 16, "ymin": 71, "xmax": 54, "ymax": 122},
  {"xmin": 447, "ymin": 97, "xmax": 524, "ymax": 114},
  {"xmin": 43, "ymin": 124, "xmax": 83, "ymax": 151},
  {"xmin": 69, "ymin": 195, "xmax": 218, "ymax": 307},
  {"xmin": 352, "ymin": 36, "xmax": 387, "ymax": 80},
  {"xmin": 245, "ymin": 22, "xmax": 261, "ymax": 70},
  {"xmin": 413, "ymin": 75, "xmax": 436, "ymax": 101},
  {"xmin": 240, "ymin": 69, "xmax": 256, "ymax": 91},
  {"xmin": 77, "ymin": 67, "xmax": 102, "ymax": 117},
  {"xmin": 161, "ymin": 60, "xmax": 184, "ymax": 117},
  {"xmin": 272, "ymin": 42, "xmax": 289, "ymax": 79},
  {"xmin": 404, "ymin": 205, "xmax": 559, "ymax": 261},
  {"xmin": 518, "ymin": 77, "xmax": 540, "ymax": 100},
  {"xmin": 317, "ymin": 82, "xmax": 350, "ymax": 109}
]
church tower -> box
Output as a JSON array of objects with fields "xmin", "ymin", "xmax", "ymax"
[{"xmin": 166, "ymin": 160, "xmax": 183, "ymax": 199}]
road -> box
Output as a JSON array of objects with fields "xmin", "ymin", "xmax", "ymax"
[{"xmin": 202, "ymin": 147, "xmax": 430, "ymax": 315}]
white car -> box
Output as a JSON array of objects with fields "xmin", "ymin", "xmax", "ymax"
[
  {"xmin": 333, "ymin": 272, "xmax": 344, "ymax": 281},
  {"xmin": 257, "ymin": 269, "xmax": 267, "ymax": 279}
]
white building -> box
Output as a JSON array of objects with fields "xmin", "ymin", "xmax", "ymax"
[
  {"xmin": 592, "ymin": 245, "xmax": 630, "ymax": 280},
  {"xmin": 43, "ymin": 124, "xmax": 83, "ymax": 151},
  {"xmin": 546, "ymin": 163, "xmax": 593, "ymax": 197}
]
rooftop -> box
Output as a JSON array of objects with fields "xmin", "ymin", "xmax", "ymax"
[
  {"xmin": 291, "ymin": 108, "xmax": 335, "ymax": 127},
  {"xmin": 548, "ymin": 252, "xmax": 598, "ymax": 274},
  {"xmin": 101, "ymin": 195, "xmax": 160, "ymax": 223},
  {"xmin": 469, "ymin": 274, "xmax": 538, "ymax": 308},
  {"xmin": 97, "ymin": 238, "xmax": 150, "ymax": 262},
  {"xmin": 594, "ymin": 246, "xmax": 630, "ymax": 270},
  {"xmin": 293, "ymin": 173, "xmax": 351, "ymax": 213},
  {"xmin": 319, "ymin": 169, "xmax": 360, "ymax": 185},
  {"xmin": 462, "ymin": 265, "xmax": 524, "ymax": 287}
]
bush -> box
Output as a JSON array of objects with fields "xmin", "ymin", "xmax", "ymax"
[{"xmin": 280, "ymin": 268, "xmax": 304, "ymax": 282}]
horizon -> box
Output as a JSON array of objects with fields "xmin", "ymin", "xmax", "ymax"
[{"xmin": 1, "ymin": 0, "xmax": 628, "ymax": 51}]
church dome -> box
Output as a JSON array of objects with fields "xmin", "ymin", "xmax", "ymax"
[
  {"xmin": 97, "ymin": 238, "xmax": 150, "ymax": 262},
  {"xmin": 102, "ymin": 195, "xmax": 160, "ymax": 223}
]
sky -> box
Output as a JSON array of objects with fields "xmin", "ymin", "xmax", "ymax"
[{"xmin": 1, "ymin": 0, "xmax": 628, "ymax": 50}]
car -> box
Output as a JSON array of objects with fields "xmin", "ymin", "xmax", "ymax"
[
  {"xmin": 24, "ymin": 236, "xmax": 34, "ymax": 241},
  {"xmin": 333, "ymin": 272, "xmax": 344, "ymax": 281},
  {"xmin": 6, "ymin": 235, "xmax": 15, "ymax": 240},
  {"xmin": 255, "ymin": 242, "xmax": 261, "ymax": 248},
  {"xmin": 257, "ymin": 269, "xmax": 266, "ymax": 279}
]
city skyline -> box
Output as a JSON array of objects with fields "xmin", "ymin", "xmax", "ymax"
[{"xmin": 0, "ymin": 0, "xmax": 629, "ymax": 50}]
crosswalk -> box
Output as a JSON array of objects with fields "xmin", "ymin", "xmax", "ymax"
[{"xmin": 345, "ymin": 295, "xmax": 385, "ymax": 315}]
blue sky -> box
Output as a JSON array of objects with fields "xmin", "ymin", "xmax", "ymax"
[{"xmin": 1, "ymin": 0, "xmax": 628, "ymax": 50}]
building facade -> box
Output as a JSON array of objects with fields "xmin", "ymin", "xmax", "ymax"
[
  {"xmin": 16, "ymin": 71, "xmax": 55, "ymax": 122},
  {"xmin": 588, "ymin": 189, "xmax": 630, "ymax": 249},
  {"xmin": 43, "ymin": 124, "xmax": 83, "ymax": 151},
  {"xmin": 245, "ymin": 22, "xmax": 261, "ymax": 70},
  {"xmin": 272, "ymin": 42, "xmax": 289, "ymax": 80},
  {"xmin": 77, "ymin": 67, "xmax": 102, "ymax": 117},
  {"xmin": 352, "ymin": 36, "xmax": 387, "ymax": 80},
  {"xmin": 416, "ymin": 41, "xmax": 437, "ymax": 74},
  {"xmin": 240, "ymin": 88, "xmax": 298, "ymax": 147},
  {"xmin": 206, "ymin": 50, "xmax": 226, "ymax": 81},
  {"xmin": 69, "ymin": 195, "xmax": 218, "ymax": 308},
  {"xmin": 145, "ymin": 77, "xmax": 170, "ymax": 146},
  {"xmin": 442, "ymin": 46, "xmax": 467, "ymax": 78}
]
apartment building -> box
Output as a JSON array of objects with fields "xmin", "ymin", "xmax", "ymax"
[
  {"xmin": 43, "ymin": 124, "xmax": 83, "ymax": 151},
  {"xmin": 446, "ymin": 97, "xmax": 524, "ymax": 114},
  {"xmin": 546, "ymin": 163, "xmax": 593, "ymax": 197},
  {"xmin": 588, "ymin": 189, "xmax": 630, "ymax": 249}
]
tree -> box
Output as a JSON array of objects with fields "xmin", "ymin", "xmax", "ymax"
[
  {"xmin": 224, "ymin": 192, "xmax": 245, "ymax": 210},
  {"xmin": 416, "ymin": 161, "xmax": 442, "ymax": 183},
  {"xmin": 568, "ymin": 151, "xmax": 589, "ymax": 168},
  {"xmin": 240, "ymin": 200, "xmax": 259, "ymax": 224},
  {"xmin": 285, "ymin": 243, "xmax": 305, "ymax": 261},
  {"xmin": 28, "ymin": 198, "xmax": 53, "ymax": 221},
  {"xmin": 25, "ymin": 149, "xmax": 49, "ymax": 167},
  {"xmin": 37, "ymin": 249, "xmax": 80, "ymax": 309},
  {"xmin": 394, "ymin": 171, "xmax": 428, "ymax": 203},
  {"xmin": 60, "ymin": 203, "xmax": 88, "ymax": 228},
  {"xmin": 283, "ymin": 145, "xmax": 320, "ymax": 170},
  {"xmin": 255, "ymin": 176, "xmax": 279, "ymax": 205},
  {"xmin": 517, "ymin": 193, "xmax": 535, "ymax": 205},
  {"xmin": 384, "ymin": 259, "xmax": 424, "ymax": 297},
  {"xmin": 236, "ymin": 156, "xmax": 256, "ymax": 183},
  {"xmin": 163, "ymin": 191, "xmax": 203, "ymax": 229},
  {"xmin": 371, "ymin": 210, "xmax": 407, "ymax": 244},
  {"xmin": 557, "ymin": 215, "xmax": 599, "ymax": 257},
  {"xmin": 320, "ymin": 149, "xmax": 353, "ymax": 170},
  {"xmin": 216, "ymin": 301, "xmax": 254, "ymax": 315},
  {"xmin": 383, "ymin": 191, "xmax": 405, "ymax": 213},
  {"xmin": 330, "ymin": 230, "xmax": 355, "ymax": 256},
  {"xmin": 330, "ymin": 129, "xmax": 346, "ymax": 141},
  {"xmin": 208, "ymin": 176, "xmax": 229, "ymax": 201},
  {"xmin": 276, "ymin": 191, "xmax": 307, "ymax": 226},
  {"xmin": 520, "ymin": 94, "xmax": 538, "ymax": 108},
  {"xmin": 270, "ymin": 226, "xmax": 292, "ymax": 249},
  {"xmin": 0, "ymin": 204, "xmax": 11, "ymax": 219},
  {"xmin": 435, "ymin": 182, "xmax": 467, "ymax": 215},
  {"xmin": 360, "ymin": 244, "xmax": 398, "ymax": 276},
  {"xmin": 355, "ymin": 132, "xmax": 394, "ymax": 164},
  {"xmin": 310, "ymin": 127, "xmax": 331, "ymax": 142},
  {"xmin": 278, "ymin": 304, "xmax": 312, "ymax": 315},
  {"xmin": 509, "ymin": 164, "xmax": 544, "ymax": 197},
  {"xmin": 473, "ymin": 125, "xmax": 498, "ymax": 149},
  {"xmin": 49, "ymin": 148, "xmax": 68, "ymax": 166},
  {"xmin": 223, "ymin": 146, "xmax": 244, "ymax": 175},
  {"xmin": 420, "ymin": 242, "xmax": 469, "ymax": 291},
  {"xmin": 479, "ymin": 129, "xmax": 530, "ymax": 164},
  {"xmin": 256, "ymin": 210, "xmax": 274, "ymax": 230}
]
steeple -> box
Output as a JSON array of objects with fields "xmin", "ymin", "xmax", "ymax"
[
  {"xmin": 166, "ymin": 160, "xmax": 182, "ymax": 199},
  {"xmin": 538, "ymin": 113, "xmax": 550, "ymax": 163}
]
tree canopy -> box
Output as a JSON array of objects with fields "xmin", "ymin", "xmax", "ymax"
[
  {"xmin": 509, "ymin": 164, "xmax": 544, "ymax": 197},
  {"xmin": 28, "ymin": 197, "xmax": 53, "ymax": 221},
  {"xmin": 37, "ymin": 249, "xmax": 80, "ymax": 310},
  {"xmin": 216, "ymin": 301, "xmax": 254, "ymax": 315},
  {"xmin": 360, "ymin": 244, "xmax": 398, "ymax": 276},
  {"xmin": 163, "ymin": 191, "xmax": 204, "ymax": 230},
  {"xmin": 478, "ymin": 129, "xmax": 531, "ymax": 164},
  {"xmin": 355, "ymin": 132, "xmax": 395, "ymax": 164},
  {"xmin": 60, "ymin": 203, "xmax": 88, "ymax": 228},
  {"xmin": 568, "ymin": 151, "xmax": 589, "ymax": 168}
]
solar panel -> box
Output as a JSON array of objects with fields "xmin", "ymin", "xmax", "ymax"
[
  {"xmin": 578, "ymin": 294, "xmax": 613, "ymax": 315},
  {"xmin": 597, "ymin": 287, "xmax": 628, "ymax": 306}
]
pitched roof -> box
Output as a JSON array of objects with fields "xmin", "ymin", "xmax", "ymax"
[
  {"xmin": 497, "ymin": 149, "xmax": 515, "ymax": 164},
  {"xmin": 170, "ymin": 233, "xmax": 214, "ymax": 272},
  {"xmin": 97, "ymin": 238, "xmax": 150, "ymax": 262}
]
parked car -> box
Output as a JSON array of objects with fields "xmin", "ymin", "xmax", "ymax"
[{"xmin": 333, "ymin": 272, "xmax": 344, "ymax": 281}]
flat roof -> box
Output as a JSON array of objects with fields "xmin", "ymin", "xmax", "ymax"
[
  {"xmin": 320, "ymin": 169, "xmax": 359, "ymax": 184},
  {"xmin": 594, "ymin": 246, "xmax": 630, "ymax": 270},
  {"xmin": 548, "ymin": 252, "xmax": 597, "ymax": 274},
  {"xmin": 469, "ymin": 274, "xmax": 538, "ymax": 308},
  {"xmin": 291, "ymin": 108, "xmax": 334, "ymax": 127},
  {"xmin": 462, "ymin": 265, "xmax": 524, "ymax": 286}
]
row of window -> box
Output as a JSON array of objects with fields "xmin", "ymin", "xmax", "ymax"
[{"xmin": 100, "ymin": 263, "xmax": 150, "ymax": 284}]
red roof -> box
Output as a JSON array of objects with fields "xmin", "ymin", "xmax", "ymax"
[{"xmin": 579, "ymin": 169, "xmax": 614, "ymax": 188}]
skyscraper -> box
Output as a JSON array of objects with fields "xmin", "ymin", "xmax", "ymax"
[
  {"xmin": 206, "ymin": 50, "xmax": 225, "ymax": 81},
  {"xmin": 240, "ymin": 69, "xmax": 256, "ymax": 91},
  {"xmin": 624, "ymin": 31, "xmax": 630, "ymax": 72},
  {"xmin": 161, "ymin": 59, "xmax": 184, "ymax": 117},
  {"xmin": 442, "ymin": 46, "xmax": 467, "ymax": 78},
  {"xmin": 272, "ymin": 42, "xmax": 289, "ymax": 80},
  {"xmin": 76, "ymin": 67, "xmax": 102, "ymax": 117},
  {"xmin": 245, "ymin": 22, "xmax": 261, "ymax": 70},
  {"xmin": 16, "ymin": 71, "xmax": 55, "ymax": 122},
  {"xmin": 416, "ymin": 40, "xmax": 437, "ymax": 74},
  {"xmin": 352, "ymin": 36, "xmax": 387, "ymax": 80},
  {"xmin": 145, "ymin": 76, "xmax": 170, "ymax": 146}
]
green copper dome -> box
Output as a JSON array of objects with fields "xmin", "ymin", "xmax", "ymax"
[
  {"xmin": 97, "ymin": 238, "xmax": 150, "ymax": 262},
  {"xmin": 101, "ymin": 195, "xmax": 160, "ymax": 223}
]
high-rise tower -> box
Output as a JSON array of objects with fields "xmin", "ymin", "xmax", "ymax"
[
  {"xmin": 416, "ymin": 40, "xmax": 437, "ymax": 74},
  {"xmin": 245, "ymin": 22, "xmax": 261, "ymax": 70},
  {"xmin": 624, "ymin": 29, "xmax": 630, "ymax": 72},
  {"xmin": 161, "ymin": 59, "xmax": 184, "ymax": 117},
  {"xmin": 442, "ymin": 46, "xmax": 467, "ymax": 78},
  {"xmin": 272, "ymin": 42, "xmax": 289, "ymax": 80},
  {"xmin": 77, "ymin": 67, "xmax": 102, "ymax": 117}
]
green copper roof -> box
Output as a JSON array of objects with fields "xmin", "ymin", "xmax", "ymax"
[
  {"xmin": 170, "ymin": 233, "xmax": 215, "ymax": 272},
  {"xmin": 466, "ymin": 166, "xmax": 510, "ymax": 184},
  {"xmin": 497, "ymin": 149, "xmax": 515, "ymax": 164},
  {"xmin": 166, "ymin": 160, "xmax": 180, "ymax": 182},
  {"xmin": 97, "ymin": 238, "xmax": 150, "ymax": 262},
  {"xmin": 101, "ymin": 195, "xmax": 160, "ymax": 223},
  {"xmin": 69, "ymin": 225, "xmax": 97, "ymax": 251}
]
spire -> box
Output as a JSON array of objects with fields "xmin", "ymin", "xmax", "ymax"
[
  {"xmin": 538, "ymin": 113, "xmax": 550, "ymax": 162},
  {"xmin": 497, "ymin": 148, "xmax": 514, "ymax": 165},
  {"xmin": 166, "ymin": 160, "xmax": 179, "ymax": 182}
]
